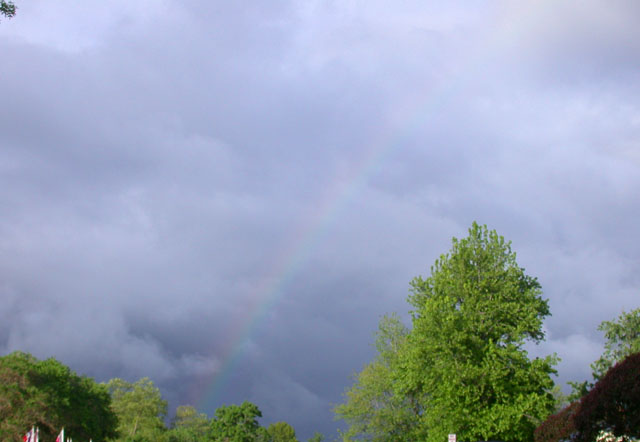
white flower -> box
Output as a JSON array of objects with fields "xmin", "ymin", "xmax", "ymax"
[{"xmin": 595, "ymin": 430, "xmax": 637, "ymax": 442}]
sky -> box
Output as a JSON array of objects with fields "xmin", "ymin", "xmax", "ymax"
[{"xmin": 0, "ymin": 0, "xmax": 639, "ymax": 439}]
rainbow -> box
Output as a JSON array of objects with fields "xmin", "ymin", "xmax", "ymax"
[{"xmin": 196, "ymin": 4, "xmax": 539, "ymax": 412}]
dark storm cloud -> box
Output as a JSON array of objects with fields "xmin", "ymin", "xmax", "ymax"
[{"xmin": 1, "ymin": 1, "xmax": 639, "ymax": 439}]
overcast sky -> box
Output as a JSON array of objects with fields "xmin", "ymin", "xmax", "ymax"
[{"xmin": 1, "ymin": 1, "xmax": 639, "ymax": 439}]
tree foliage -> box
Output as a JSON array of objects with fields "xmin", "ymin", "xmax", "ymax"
[
  {"xmin": 307, "ymin": 432, "xmax": 325, "ymax": 442},
  {"xmin": 0, "ymin": 352, "xmax": 50, "ymax": 440},
  {"xmin": 591, "ymin": 308, "xmax": 640, "ymax": 381},
  {"xmin": 337, "ymin": 224, "xmax": 558, "ymax": 442},
  {"xmin": 266, "ymin": 421, "xmax": 298, "ymax": 442},
  {"xmin": 0, "ymin": 0, "xmax": 15, "ymax": 19},
  {"xmin": 569, "ymin": 308, "xmax": 640, "ymax": 400},
  {"xmin": 166, "ymin": 405, "xmax": 210, "ymax": 442},
  {"xmin": 533, "ymin": 401, "xmax": 578, "ymax": 442},
  {"xmin": 209, "ymin": 401, "xmax": 266, "ymax": 442},
  {"xmin": 0, "ymin": 351, "xmax": 117, "ymax": 442},
  {"xmin": 573, "ymin": 352, "xmax": 640, "ymax": 442},
  {"xmin": 400, "ymin": 223, "xmax": 557, "ymax": 442},
  {"xmin": 335, "ymin": 314, "xmax": 419, "ymax": 441},
  {"xmin": 0, "ymin": 352, "xmax": 304, "ymax": 442},
  {"xmin": 106, "ymin": 377, "xmax": 168, "ymax": 441}
]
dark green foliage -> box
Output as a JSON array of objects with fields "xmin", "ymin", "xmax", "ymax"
[
  {"xmin": 573, "ymin": 353, "xmax": 640, "ymax": 442},
  {"xmin": 0, "ymin": 0, "xmax": 15, "ymax": 19},
  {"xmin": 534, "ymin": 401, "xmax": 578, "ymax": 442},
  {"xmin": 0, "ymin": 352, "xmax": 308, "ymax": 442},
  {"xmin": 0, "ymin": 0, "xmax": 17, "ymax": 18},
  {"xmin": 0, "ymin": 351, "xmax": 117, "ymax": 441},
  {"xmin": 41, "ymin": 362, "xmax": 118, "ymax": 441},
  {"xmin": 0, "ymin": 352, "xmax": 51, "ymax": 441},
  {"xmin": 209, "ymin": 401, "xmax": 266, "ymax": 442}
]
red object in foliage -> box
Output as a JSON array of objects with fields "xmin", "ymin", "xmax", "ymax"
[{"xmin": 534, "ymin": 401, "xmax": 578, "ymax": 442}]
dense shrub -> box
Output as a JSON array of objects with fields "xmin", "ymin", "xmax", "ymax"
[
  {"xmin": 573, "ymin": 352, "xmax": 640, "ymax": 442},
  {"xmin": 534, "ymin": 401, "xmax": 578, "ymax": 442}
]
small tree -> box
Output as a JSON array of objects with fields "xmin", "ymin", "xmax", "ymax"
[
  {"xmin": 591, "ymin": 309, "xmax": 640, "ymax": 381},
  {"xmin": 106, "ymin": 377, "xmax": 168, "ymax": 441},
  {"xmin": 166, "ymin": 405, "xmax": 210, "ymax": 441},
  {"xmin": 0, "ymin": 1, "xmax": 16, "ymax": 19},
  {"xmin": 334, "ymin": 314, "xmax": 419, "ymax": 441},
  {"xmin": 266, "ymin": 421, "xmax": 298, "ymax": 442},
  {"xmin": 307, "ymin": 432, "xmax": 324, "ymax": 442},
  {"xmin": 569, "ymin": 308, "xmax": 640, "ymax": 400},
  {"xmin": 209, "ymin": 401, "xmax": 265, "ymax": 442}
]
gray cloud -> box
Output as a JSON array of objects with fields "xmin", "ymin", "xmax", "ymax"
[{"xmin": 1, "ymin": 1, "xmax": 639, "ymax": 439}]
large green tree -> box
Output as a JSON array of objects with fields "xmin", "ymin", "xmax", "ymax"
[
  {"xmin": 399, "ymin": 223, "xmax": 557, "ymax": 442},
  {"xmin": 0, "ymin": 351, "xmax": 117, "ymax": 441},
  {"xmin": 106, "ymin": 377, "xmax": 168, "ymax": 441},
  {"xmin": 335, "ymin": 314, "xmax": 419, "ymax": 441}
]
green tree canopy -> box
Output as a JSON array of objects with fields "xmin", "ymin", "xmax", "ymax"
[
  {"xmin": 336, "ymin": 223, "xmax": 558, "ymax": 442},
  {"xmin": 165, "ymin": 405, "xmax": 210, "ymax": 442},
  {"xmin": 266, "ymin": 421, "xmax": 298, "ymax": 442},
  {"xmin": 591, "ymin": 308, "xmax": 640, "ymax": 381},
  {"xmin": 335, "ymin": 314, "xmax": 419, "ymax": 441},
  {"xmin": 0, "ymin": 351, "xmax": 117, "ymax": 442},
  {"xmin": 209, "ymin": 401, "xmax": 266, "ymax": 442},
  {"xmin": 106, "ymin": 377, "xmax": 168, "ymax": 441},
  {"xmin": 400, "ymin": 223, "xmax": 557, "ymax": 442},
  {"xmin": 307, "ymin": 432, "xmax": 324, "ymax": 442},
  {"xmin": 0, "ymin": 1, "xmax": 15, "ymax": 19}
]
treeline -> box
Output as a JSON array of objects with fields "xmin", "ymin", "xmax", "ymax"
[
  {"xmin": 334, "ymin": 223, "xmax": 640, "ymax": 442},
  {"xmin": 0, "ymin": 351, "xmax": 116, "ymax": 441},
  {"xmin": 0, "ymin": 351, "xmax": 321, "ymax": 442},
  {"xmin": 3, "ymin": 223, "xmax": 638, "ymax": 442}
]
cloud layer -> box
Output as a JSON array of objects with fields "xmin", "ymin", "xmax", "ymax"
[{"xmin": 1, "ymin": 1, "xmax": 639, "ymax": 438}]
